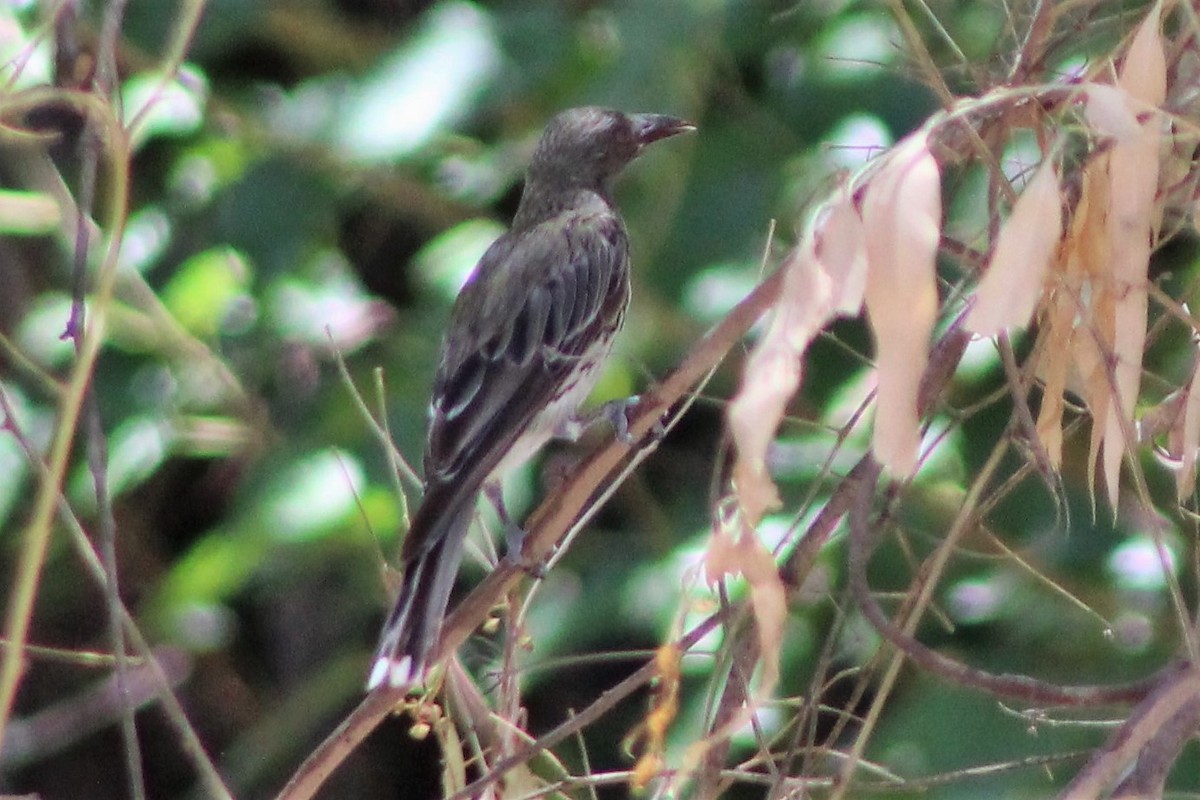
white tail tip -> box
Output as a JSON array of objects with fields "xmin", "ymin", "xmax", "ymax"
[{"xmin": 367, "ymin": 655, "xmax": 417, "ymax": 690}]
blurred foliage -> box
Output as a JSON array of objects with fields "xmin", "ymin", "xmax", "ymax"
[{"xmin": 1, "ymin": 1, "xmax": 1198, "ymax": 799}]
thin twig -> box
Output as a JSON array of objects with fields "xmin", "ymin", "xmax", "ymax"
[
  {"xmin": 0, "ymin": 382, "xmax": 234, "ymax": 797},
  {"xmin": 0, "ymin": 86, "xmax": 129, "ymax": 764},
  {"xmin": 71, "ymin": 1, "xmax": 144, "ymax": 793}
]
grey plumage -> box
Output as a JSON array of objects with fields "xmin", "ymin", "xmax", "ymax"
[{"xmin": 369, "ymin": 107, "xmax": 694, "ymax": 690}]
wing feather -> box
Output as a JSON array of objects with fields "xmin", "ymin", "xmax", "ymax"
[{"xmin": 423, "ymin": 208, "xmax": 629, "ymax": 489}]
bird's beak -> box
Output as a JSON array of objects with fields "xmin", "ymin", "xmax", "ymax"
[{"xmin": 630, "ymin": 114, "xmax": 696, "ymax": 150}]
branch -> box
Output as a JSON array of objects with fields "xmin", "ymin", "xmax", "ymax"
[
  {"xmin": 848, "ymin": 456, "xmax": 1164, "ymax": 707},
  {"xmin": 1062, "ymin": 661, "xmax": 1200, "ymax": 799}
]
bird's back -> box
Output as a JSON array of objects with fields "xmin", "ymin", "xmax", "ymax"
[{"xmin": 420, "ymin": 195, "xmax": 631, "ymax": 500}]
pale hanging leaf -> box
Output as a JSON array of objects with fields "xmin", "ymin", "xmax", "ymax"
[
  {"xmin": 1176, "ymin": 349, "xmax": 1200, "ymax": 500},
  {"xmin": 728, "ymin": 240, "xmax": 832, "ymax": 523},
  {"xmin": 1119, "ymin": 0, "xmax": 1166, "ymax": 106},
  {"xmin": 1093, "ymin": 295, "xmax": 1144, "ymax": 507},
  {"xmin": 862, "ymin": 133, "xmax": 941, "ymax": 476},
  {"xmin": 1079, "ymin": 257, "xmax": 1116, "ymax": 512},
  {"xmin": 815, "ymin": 188, "xmax": 869, "ymax": 314},
  {"xmin": 966, "ymin": 157, "xmax": 1062, "ymax": 336},
  {"xmin": 1099, "ymin": 1, "xmax": 1164, "ymax": 507},
  {"xmin": 721, "ymin": 189, "xmax": 866, "ymax": 719},
  {"xmin": 1083, "ymin": 83, "xmax": 1142, "ymax": 143},
  {"xmin": 727, "ymin": 187, "xmax": 867, "ymax": 525}
]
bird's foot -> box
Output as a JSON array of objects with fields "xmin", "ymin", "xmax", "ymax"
[
  {"xmin": 505, "ymin": 546, "xmax": 548, "ymax": 578},
  {"xmin": 502, "ymin": 526, "xmax": 547, "ymax": 578},
  {"xmin": 602, "ymin": 395, "xmax": 639, "ymax": 444},
  {"xmin": 600, "ymin": 395, "xmax": 670, "ymax": 443},
  {"xmin": 557, "ymin": 396, "xmax": 662, "ymax": 445}
]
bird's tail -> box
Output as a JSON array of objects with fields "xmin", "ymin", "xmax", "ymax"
[{"xmin": 368, "ymin": 502, "xmax": 473, "ymax": 690}]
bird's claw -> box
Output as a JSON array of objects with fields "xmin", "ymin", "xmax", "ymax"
[
  {"xmin": 503, "ymin": 530, "xmax": 547, "ymax": 578},
  {"xmin": 604, "ymin": 395, "xmax": 639, "ymax": 444},
  {"xmin": 606, "ymin": 395, "xmax": 670, "ymax": 443},
  {"xmin": 557, "ymin": 395, "xmax": 653, "ymax": 445}
]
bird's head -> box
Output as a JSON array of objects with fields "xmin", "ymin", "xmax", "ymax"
[{"xmin": 526, "ymin": 106, "xmax": 695, "ymax": 192}]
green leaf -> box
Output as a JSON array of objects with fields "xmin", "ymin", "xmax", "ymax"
[
  {"xmin": 162, "ymin": 246, "xmax": 251, "ymax": 337},
  {"xmin": 122, "ymin": 64, "xmax": 209, "ymax": 149}
]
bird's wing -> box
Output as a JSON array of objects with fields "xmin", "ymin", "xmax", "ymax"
[{"xmin": 419, "ymin": 208, "xmax": 629, "ymax": 504}]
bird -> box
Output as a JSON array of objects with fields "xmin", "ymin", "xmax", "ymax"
[{"xmin": 368, "ymin": 107, "xmax": 694, "ymax": 690}]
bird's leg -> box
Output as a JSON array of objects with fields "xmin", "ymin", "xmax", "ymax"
[
  {"xmin": 485, "ymin": 482, "xmax": 547, "ymax": 577},
  {"xmin": 484, "ymin": 481, "xmax": 523, "ymax": 559}
]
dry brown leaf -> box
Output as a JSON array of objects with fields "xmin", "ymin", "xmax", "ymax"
[
  {"xmin": 1034, "ymin": 170, "xmax": 1102, "ymax": 467},
  {"xmin": 627, "ymin": 645, "xmax": 681, "ymax": 790},
  {"xmin": 862, "ymin": 133, "xmax": 941, "ymax": 476},
  {"xmin": 1034, "ymin": 293, "xmax": 1071, "ymax": 468},
  {"xmin": 702, "ymin": 515, "xmax": 786, "ymax": 700},
  {"xmin": 966, "ymin": 157, "xmax": 1062, "ymax": 336},
  {"xmin": 1068, "ymin": 163, "xmax": 1117, "ymax": 508},
  {"xmin": 1036, "ymin": 1, "xmax": 1165, "ymax": 509},
  {"xmin": 717, "ymin": 186, "xmax": 871, "ymax": 738},
  {"xmin": 734, "ymin": 527, "xmax": 786, "ymax": 698}
]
